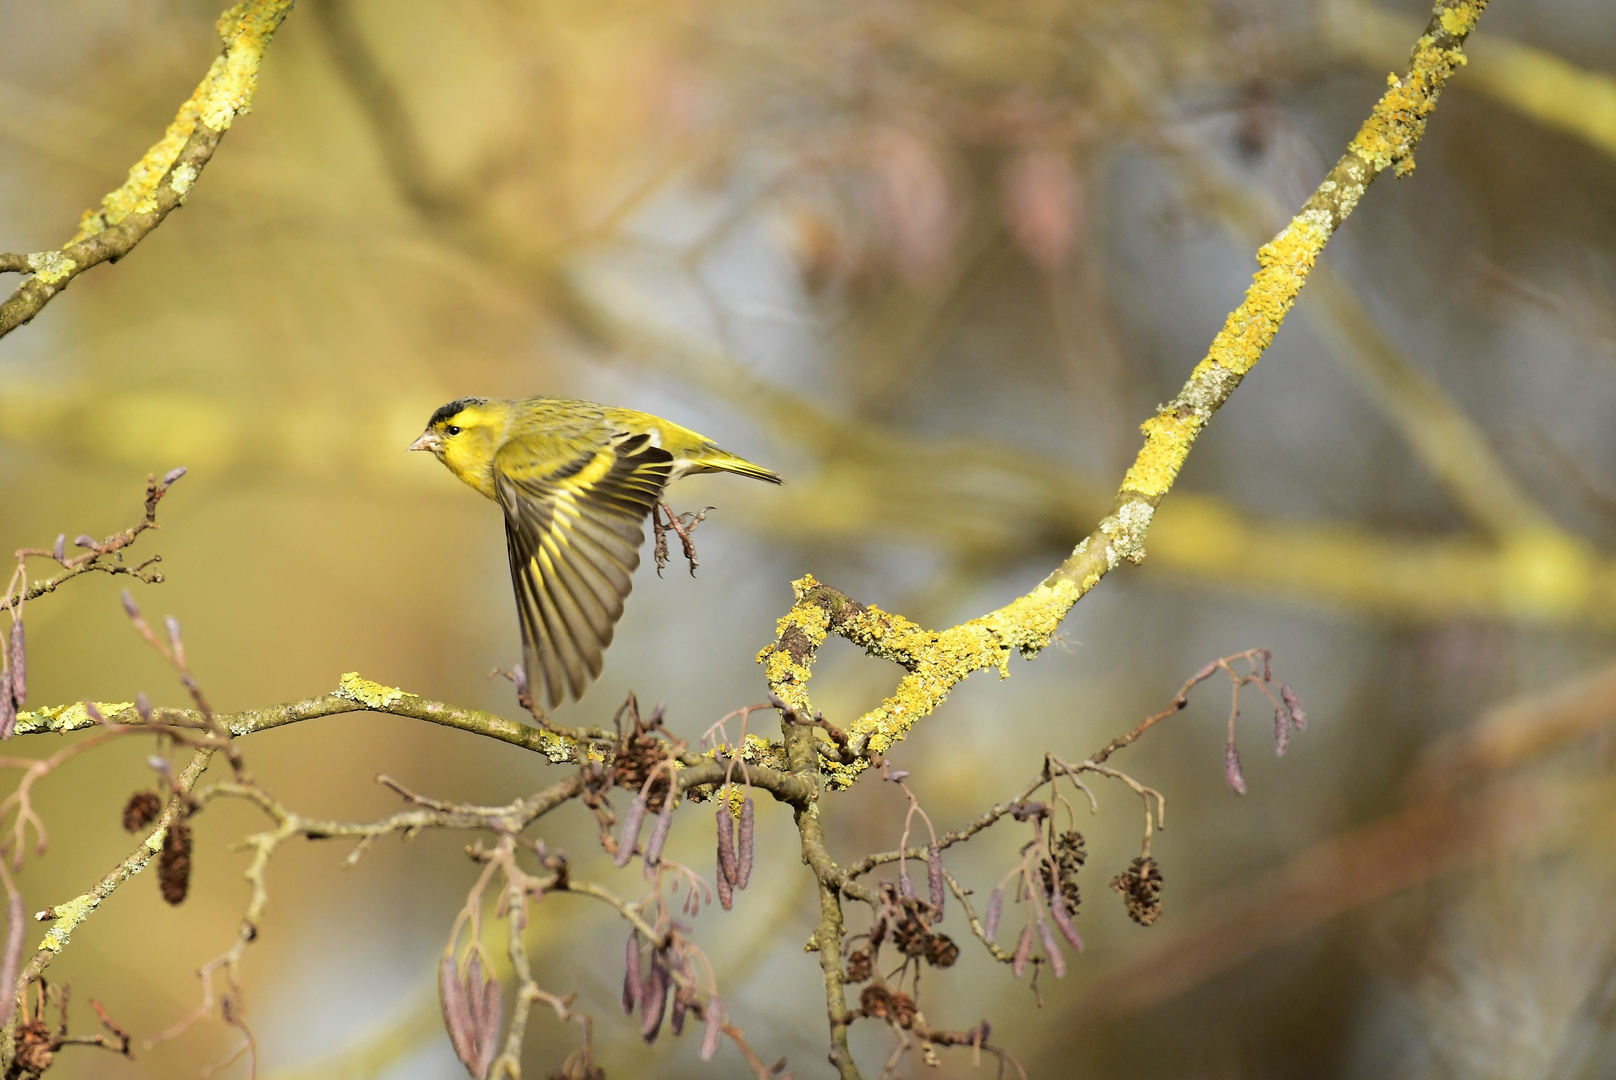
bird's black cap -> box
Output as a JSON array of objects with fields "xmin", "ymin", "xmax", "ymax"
[{"xmin": 428, "ymin": 398, "xmax": 487, "ymax": 427}]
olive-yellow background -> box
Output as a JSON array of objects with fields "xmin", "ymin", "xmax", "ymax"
[{"xmin": 4, "ymin": 0, "xmax": 1616, "ymax": 1077}]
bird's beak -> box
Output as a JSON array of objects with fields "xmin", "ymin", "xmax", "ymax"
[{"xmin": 407, "ymin": 431, "xmax": 443, "ymax": 454}]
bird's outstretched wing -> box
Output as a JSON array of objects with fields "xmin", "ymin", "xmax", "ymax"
[{"xmin": 496, "ymin": 431, "xmax": 673, "ymax": 708}]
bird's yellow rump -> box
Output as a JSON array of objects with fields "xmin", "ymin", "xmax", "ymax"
[{"xmin": 409, "ymin": 396, "xmax": 782, "ymax": 708}]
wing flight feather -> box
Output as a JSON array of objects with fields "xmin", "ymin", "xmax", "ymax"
[{"xmin": 497, "ymin": 432, "xmax": 673, "ymax": 708}]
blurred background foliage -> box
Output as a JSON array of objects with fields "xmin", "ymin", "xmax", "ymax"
[{"xmin": 3, "ymin": 0, "xmax": 1616, "ymax": 1076}]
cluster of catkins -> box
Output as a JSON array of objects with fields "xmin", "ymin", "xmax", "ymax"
[
  {"xmin": 613, "ymin": 770, "xmax": 681, "ymax": 875},
  {"xmin": 439, "ymin": 951, "xmax": 501, "ymax": 1080},
  {"xmin": 1226, "ymin": 673, "xmax": 1308, "ymax": 795},
  {"xmin": 622, "ymin": 931, "xmax": 725, "ymax": 1060},
  {"xmin": 713, "ymin": 789, "xmax": 755, "ymax": 909},
  {"xmin": 984, "ymin": 822, "xmax": 1086, "ymax": 978}
]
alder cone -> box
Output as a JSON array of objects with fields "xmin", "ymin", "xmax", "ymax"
[
  {"xmin": 122, "ymin": 790, "xmax": 161, "ymax": 833},
  {"xmin": 1110, "ymin": 856, "xmax": 1164, "ymax": 926}
]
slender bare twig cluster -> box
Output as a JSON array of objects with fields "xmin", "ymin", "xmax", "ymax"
[{"xmin": 0, "ymin": 477, "xmax": 1311, "ymax": 1079}]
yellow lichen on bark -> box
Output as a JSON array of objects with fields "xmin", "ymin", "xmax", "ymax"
[
  {"xmin": 14, "ymin": 701, "xmax": 134, "ymax": 735},
  {"xmin": 1326, "ymin": 0, "xmax": 1616, "ymax": 165},
  {"xmin": 1348, "ymin": 0, "xmax": 1482, "ymax": 176},
  {"xmin": 835, "ymin": 603, "xmax": 934, "ymax": 665},
  {"xmin": 812, "ymin": 577, "xmax": 1080, "ymax": 787},
  {"xmin": 335, "ymin": 672, "xmax": 404, "ymax": 709},
  {"xmin": 760, "ymin": 0, "xmax": 1490, "ymax": 787},
  {"xmin": 758, "ymin": 575, "xmax": 834, "ymax": 715},
  {"xmin": 73, "ymin": 0, "xmax": 296, "ymax": 240},
  {"xmin": 1121, "ymin": 413, "xmax": 1202, "ymax": 500}
]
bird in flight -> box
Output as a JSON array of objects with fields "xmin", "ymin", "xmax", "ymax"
[{"xmin": 410, "ymin": 396, "xmax": 782, "ymax": 709}]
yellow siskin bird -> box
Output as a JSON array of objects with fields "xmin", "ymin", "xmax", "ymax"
[{"xmin": 409, "ymin": 396, "xmax": 782, "ymax": 709}]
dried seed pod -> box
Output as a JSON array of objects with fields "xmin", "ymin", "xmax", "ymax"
[
  {"xmin": 1224, "ymin": 741, "xmax": 1246, "ymax": 795},
  {"xmin": 700, "ymin": 998, "xmax": 724, "ymax": 1061},
  {"xmin": 859, "ymin": 984, "xmax": 893, "ymax": 1019},
  {"xmin": 893, "ymin": 913, "xmax": 928, "ymax": 956},
  {"xmin": 1038, "ymin": 918, "xmax": 1065, "ymax": 977},
  {"xmin": 844, "ymin": 949, "xmax": 872, "ymax": 983},
  {"xmin": 122, "ymin": 790, "xmax": 162, "ymax": 832},
  {"xmin": 159, "ymin": 820, "xmax": 192, "ymax": 905},
  {"xmin": 735, "ymin": 796, "xmax": 754, "ymax": 889},
  {"xmin": 615, "ymin": 794, "xmax": 648, "ymax": 868},
  {"xmin": 984, "ymin": 886, "xmax": 1004, "ymax": 940},
  {"xmin": 1041, "ymin": 831, "xmax": 1085, "ymax": 919},
  {"xmin": 1110, "ymin": 857, "xmax": 1164, "ymax": 926},
  {"xmin": 890, "ymin": 990, "xmax": 917, "ymax": 1028},
  {"xmin": 641, "ymin": 957, "xmax": 669, "ymax": 1042},
  {"xmin": 162, "ymin": 466, "xmax": 188, "ymax": 486},
  {"xmin": 927, "ymin": 842, "xmax": 945, "ymax": 921},
  {"xmin": 8, "ymin": 620, "xmax": 23, "ymax": 705},
  {"xmin": 716, "ymin": 802, "xmax": 739, "ymax": 886},
  {"xmin": 1011, "ymin": 922, "xmax": 1033, "ymax": 978},
  {"xmin": 622, "ymin": 932, "xmax": 642, "ymax": 1015},
  {"xmin": 924, "ymin": 933, "xmax": 959, "ymax": 968}
]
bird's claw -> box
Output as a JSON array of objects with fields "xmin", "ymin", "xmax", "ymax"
[{"xmin": 652, "ymin": 502, "xmax": 713, "ymax": 577}]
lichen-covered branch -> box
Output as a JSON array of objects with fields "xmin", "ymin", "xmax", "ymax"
[
  {"xmin": 759, "ymin": 0, "xmax": 1489, "ymax": 784},
  {"xmin": 1324, "ymin": 0, "xmax": 1616, "ymax": 163},
  {"xmin": 783, "ymin": 721, "xmax": 862, "ymax": 1079},
  {"xmin": 1151, "ymin": 123, "xmax": 1554, "ymax": 544},
  {"xmin": 0, "ymin": 0, "xmax": 296, "ymax": 341},
  {"xmin": 16, "ymin": 673, "xmax": 577, "ymax": 758}
]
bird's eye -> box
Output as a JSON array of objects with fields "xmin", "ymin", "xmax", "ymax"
[{"xmin": 445, "ymin": 425, "xmax": 462, "ymax": 436}]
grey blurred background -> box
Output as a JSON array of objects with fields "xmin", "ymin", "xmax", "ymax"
[{"xmin": 3, "ymin": 0, "xmax": 1616, "ymax": 1076}]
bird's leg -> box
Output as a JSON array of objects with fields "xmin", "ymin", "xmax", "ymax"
[
  {"xmin": 653, "ymin": 502, "xmax": 712, "ymax": 578},
  {"xmin": 651, "ymin": 504, "xmax": 673, "ymax": 577}
]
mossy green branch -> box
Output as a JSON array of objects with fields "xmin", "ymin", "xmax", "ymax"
[
  {"xmin": 760, "ymin": 0, "xmax": 1489, "ymax": 786},
  {"xmin": 0, "ymin": 0, "xmax": 296, "ymax": 340}
]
